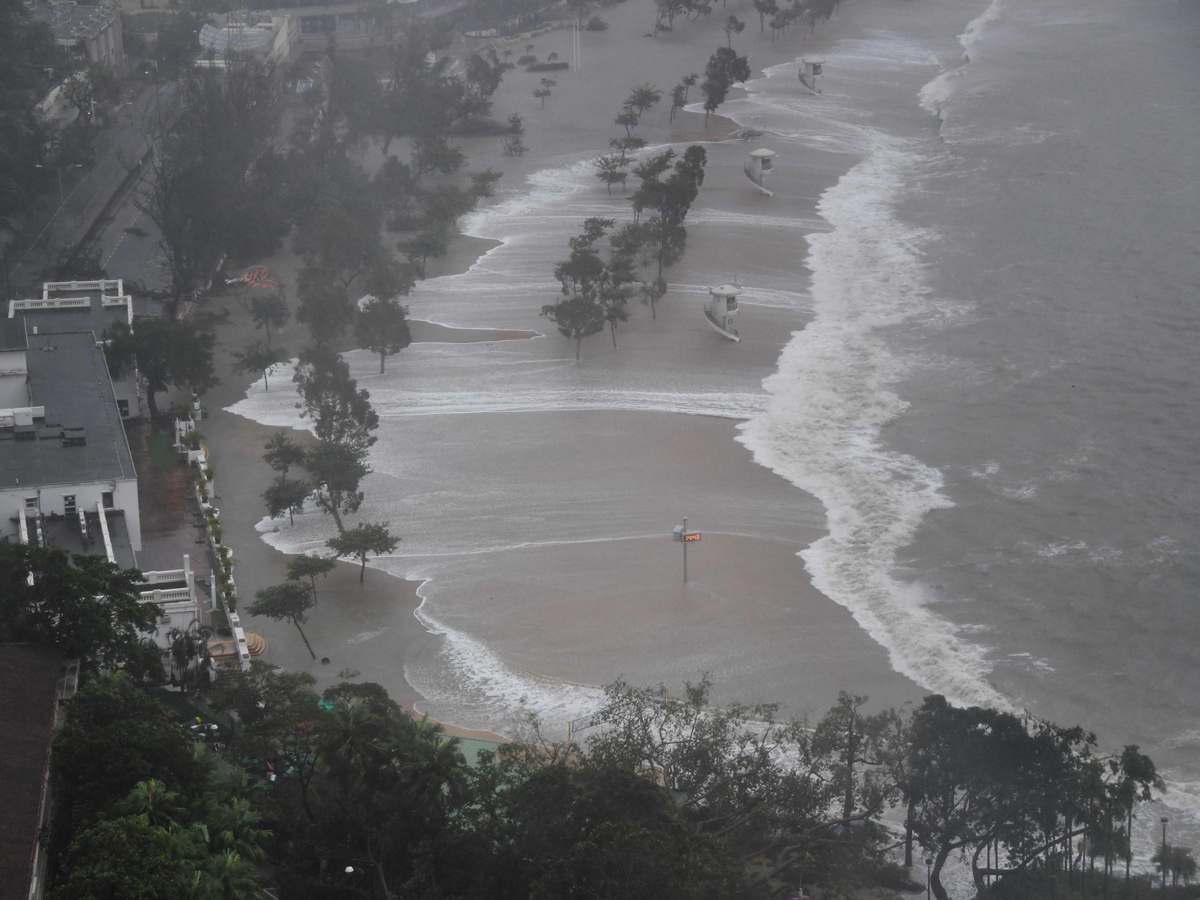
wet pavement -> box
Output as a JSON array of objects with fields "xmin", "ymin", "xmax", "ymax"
[{"xmin": 125, "ymin": 420, "xmax": 215, "ymax": 577}]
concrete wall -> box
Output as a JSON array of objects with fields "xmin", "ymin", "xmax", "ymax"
[
  {"xmin": 0, "ymin": 476, "xmax": 141, "ymax": 551},
  {"xmin": 0, "ymin": 350, "xmax": 29, "ymax": 408}
]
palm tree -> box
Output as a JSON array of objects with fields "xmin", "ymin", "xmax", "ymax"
[
  {"xmin": 202, "ymin": 849, "xmax": 260, "ymax": 900},
  {"xmin": 320, "ymin": 698, "xmax": 388, "ymax": 787},
  {"xmin": 167, "ymin": 621, "xmax": 215, "ymax": 692},
  {"xmin": 116, "ymin": 779, "xmax": 187, "ymax": 828},
  {"xmin": 205, "ymin": 798, "xmax": 269, "ymax": 863},
  {"xmin": 401, "ymin": 720, "xmax": 469, "ymax": 814}
]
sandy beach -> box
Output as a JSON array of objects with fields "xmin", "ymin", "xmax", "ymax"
[{"xmin": 215, "ymin": 0, "xmax": 933, "ymax": 738}]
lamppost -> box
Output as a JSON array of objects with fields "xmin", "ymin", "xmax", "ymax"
[
  {"xmin": 34, "ymin": 163, "xmax": 83, "ymax": 205},
  {"xmin": 925, "ymin": 857, "xmax": 933, "ymax": 900},
  {"xmin": 1161, "ymin": 816, "xmax": 1169, "ymax": 889}
]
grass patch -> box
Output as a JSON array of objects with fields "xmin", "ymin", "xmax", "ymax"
[{"xmin": 147, "ymin": 432, "xmax": 179, "ymax": 467}]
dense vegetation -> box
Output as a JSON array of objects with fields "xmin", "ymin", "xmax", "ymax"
[{"xmin": 1, "ymin": 545, "xmax": 1193, "ymax": 899}]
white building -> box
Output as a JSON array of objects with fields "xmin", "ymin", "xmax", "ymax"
[
  {"xmin": 1, "ymin": 320, "xmax": 204, "ymax": 650},
  {"xmin": 27, "ymin": 1, "xmax": 127, "ymax": 78},
  {"xmin": 197, "ymin": 14, "xmax": 300, "ymax": 71},
  {"xmin": 9, "ymin": 280, "xmax": 142, "ymax": 420},
  {"xmin": 0, "ymin": 326, "xmax": 141, "ymax": 550}
]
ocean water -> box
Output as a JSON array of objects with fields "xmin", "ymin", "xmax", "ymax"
[
  {"xmin": 229, "ymin": 0, "xmax": 1200, "ymax": 872},
  {"xmin": 739, "ymin": 0, "xmax": 1200, "ymax": 859}
]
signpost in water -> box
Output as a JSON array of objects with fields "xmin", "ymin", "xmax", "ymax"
[{"xmin": 672, "ymin": 517, "xmax": 702, "ymax": 583}]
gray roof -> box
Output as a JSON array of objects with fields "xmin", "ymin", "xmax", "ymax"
[
  {"xmin": 0, "ymin": 318, "xmax": 27, "ymax": 352},
  {"xmin": 40, "ymin": 509, "xmax": 136, "ymax": 569},
  {"xmin": 27, "ymin": 2, "xmax": 117, "ymax": 42},
  {"xmin": 0, "ymin": 332, "xmax": 136, "ymax": 489},
  {"xmin": 15, "ymin": 294, "xmax": 130, "ymax": 341}
]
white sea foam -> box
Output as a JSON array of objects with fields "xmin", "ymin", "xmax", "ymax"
[
  {"xmin": 737, "ymin": 137, "xmax": 1009, "ymax": 710},
  {"xmin": 411, "ymin": 598, "xmax": 606, "ymax": 738},
  {"xmin": 229, "ymin": 372, "xmax": 768, "ymax": 423},
  {"xmin": 960, "ymin": 0, "xmax": 1004, "ymax": 55},
  {"xmin": 919, "ymin": 0, "xmax": 1003, "ymax": 118}
]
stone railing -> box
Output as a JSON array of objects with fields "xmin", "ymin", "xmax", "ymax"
[{"xmin": 43, "ymin": 279, "xmax": 122, "ymax": 293}]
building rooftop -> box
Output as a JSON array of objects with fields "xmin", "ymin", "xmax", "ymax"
[
  {"xmin": 0, "ymin": 318, "xmax": 28, "ymax": 353},
  {"xmin": 10, "ymin": 280, "xmax": 133, "ymax": 341},
  {"xmin": 0, "ymin": 644, "xmax": 63, "ymax": 900},
  {"xmin": 27, "ymin": 1, "xmax": 118, "ymax": 42},
  {"xmin": 200, "ymin": 20, "xmax": 280, "ymax": 54},
  {"xmin": 0, "ymin": 332, "xmax": 135, "ymax": 490},
  {"xmin": 40, "ymin": 509, "xmax": 137, "ymax": 569}
]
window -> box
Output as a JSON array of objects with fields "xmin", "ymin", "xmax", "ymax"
[
  {"xmin": 117, "ymin": 399, "xmax": 130, "ymax": 417},
  {"xmin": 64, "ymin": 495, "xmax": 77, "ymax": 516},
  {"xmin": 25, "ymin": 497, "xmax": 38, "ymax": 510},
  {"xmin": 101, "ymin": 491, "xmax": 114, "ymax": 509}
]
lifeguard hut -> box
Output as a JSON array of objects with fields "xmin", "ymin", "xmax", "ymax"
[
  {"xmin": 704, "ymin": 283, "xmax": 741, "ymax": 342},
  {"xmin": 744, "ymin": 148, "xmax": 777, "ymax": 196},
  {"xmin": 800, "ymin": 57, "xmax": 824, "ymax": 94}
]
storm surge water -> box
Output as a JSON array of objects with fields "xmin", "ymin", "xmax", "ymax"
[
  {"xmin": 228, "ymin": 0, "xmax": 1200, "ymax": 874},
  {"xmin": 737, "ymin": 139, "xmax": 1008, "ymax": 711}
]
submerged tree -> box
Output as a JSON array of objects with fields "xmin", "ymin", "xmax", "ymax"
[
  {"xmin": 249, "ymin": 581, "xmax": 318, "ymax": 659},
  {"xmin": 304, "ymin": 440, "xmax": 370, "ymax": 534},
  {"xmin": 355, "ymin": 295, "xmax": 412, "ymax": 374},
  {"xmin": 232, "ymin": 341, "xmax": 289, "ymax": 392},
  {"xmin": 263, "ymin": 430, "xmax": 305, "ymax": 477},
  {"xmin": 594, "ymin": 154, "xmax": 630, "ymax": 194},
  {"xmin": 700, "ymin": 46, "xmax": 752, "ymax": 123},
  {"xmin": 286, "ymin": 554, "xmax": 338, "ymax": 596},
  {"xmin": 250, "ymin": 294, "xmax": 289, "ymax": 346},
  {"xmin": 326, "ymin": 522, "xmax": 400, "ymax": 583},
  {"xmin": 263, "ymin": 476, "xmax": 309, "ymax": 526}
]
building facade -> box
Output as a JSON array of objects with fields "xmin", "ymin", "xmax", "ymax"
[{"xmin": 28, "ymin": 1, "xmax": 127, "ymax": 78}]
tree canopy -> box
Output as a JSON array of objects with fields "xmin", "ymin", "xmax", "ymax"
[
  {"xmin": 105, "ymin": 317, "xmax": 218, "ymax": 419},
  {"xmin": 327, "ymin": 521, "xmax": 400, "ymax": 582},
  {"xmin": 0, "ymin": 544, "xmax": 162, "ymax": 676}
]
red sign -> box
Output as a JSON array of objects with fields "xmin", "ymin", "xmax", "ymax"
[{"xmin": 684, "ymin": 532, "xmax": 701, "ymax": 542}]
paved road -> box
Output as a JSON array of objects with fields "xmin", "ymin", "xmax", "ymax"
[
  {"xmin": 95, "ymin": 161, "xmax": 172, "ymax": 292},
  {"xmin": 8, "ymin": 79, "xmax": 177, "ymax": 293}
]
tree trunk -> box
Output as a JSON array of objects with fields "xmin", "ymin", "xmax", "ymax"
[
  {"xmin": 359, "ymin": 555, "xmax": 367, "ymax": 583},
  {"xmin": 1126, "ymin": 807, "xmax": 1133, "ymax": 884},
  {"xmin": 842, "ymin": 720, "xmax": 857, "ymax": 821},
  {"xmin": 379, "ymin": 350, "xmax": 386, "ymax": 374},
  {"xmin": 328, "ymin": 501, "xmax": 345, "ymax": 534},
  {"xmin": 930, "ymin": 844, "xmax": 953, "ymax": 900},
  {"xmin": 146, "ymin": 387, "xmax": 161, "ymax": 419},
  {"xmin": 575, "ymin": 336, "xmax": 582, "ymax": 361},
  {"xmin": 262, "ymin": 370, "xmax": 270, "ymax": 391},
  {"xmin": 904, "ymin": 797, "xmax": 915, "ymax": 867},
  {"xmin": 293, "ymin": 619, "xmax": 316, "ymax": 659},
  {"xmin": 610, "ymin": 320, "xmax": 618, "ymax": 348}
]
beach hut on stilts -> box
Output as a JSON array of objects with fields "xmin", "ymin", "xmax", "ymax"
[
  {"xmin": 799, "ymin": 57, "xmax": 824, "ymax": 94},
  {"xmin": 704, "ymin": 282, "xmax": 742, "ymax": 342},
  {"xmin": 744, "ymin": 148, "xmax": 777, "ymax": 196}
]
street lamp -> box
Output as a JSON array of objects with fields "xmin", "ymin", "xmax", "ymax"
[
  {"xmin": 34, "ymin": 163, "xmax": 83, "ymax": 204},
  {"xmin": 925, "ymin": 857, "xmax": 933, "ymax": 900},
  {"xmin": 1161, "ymin": 816, "xmax": 1169, "ymax": 889}
]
